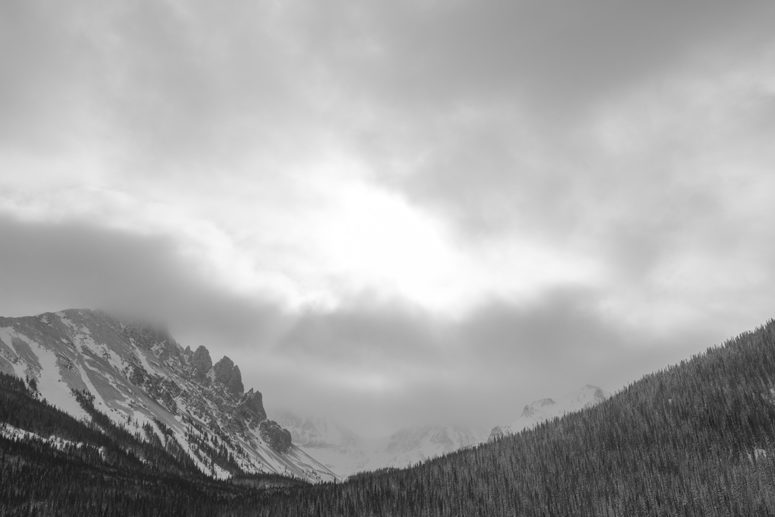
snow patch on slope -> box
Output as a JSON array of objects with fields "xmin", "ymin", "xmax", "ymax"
[
  {"xmin": 0, "ymin": 423, "xmax": 86, "ymax": 452},
  {"xmin": 1, "ymin": 328, "xmax": 89, "ymax": 421},
  {"xmin": 0, "ymin": 327, "xmax": 28, "ymax": 379}
]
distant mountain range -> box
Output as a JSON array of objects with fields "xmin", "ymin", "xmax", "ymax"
[
  {"xmin": 275, "ymin": 385, "xmax": 607, "ymax": 478},
  {"xmin": 0, "ymin": 309, "xmax": 336, "ymax": 482},
  {"xmin": 275, "ymin": 410, "xmax": 479, "ymax": 477},
  {"xmin": 489, "ymin": 384, "xmax": 608, "ymax": 440}
]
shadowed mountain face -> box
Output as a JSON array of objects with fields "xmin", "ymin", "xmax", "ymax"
[{"xmin": 0, "ymin": 309, "xmax": 336, "ymax": 482}]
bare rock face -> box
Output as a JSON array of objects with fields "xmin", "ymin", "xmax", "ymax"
[
  {"xmin": 190, "ymin": 346, "xmax": 212, "ymax": 382},
  {"xmin": 236, "ymin": 388, "xmax": 267, "ymax": 427},
  {"xmin": 213, "ymin": 356, "xmax": 244, "ymax": 396},
  {"xmin": 259, "ymin": 420, "xmax": 292, "ymax": 453}
]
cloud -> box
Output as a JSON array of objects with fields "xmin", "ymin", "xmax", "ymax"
[
  {"xmin": 281, "ymin": 0, "xmax": 775, "ymax": 132},
  {"xmin": 0, "ymin": 0, "xmax": 331, "ymax": 184},
  {"xmin": 0, "ymin": 213, "xmax": 287, "ymax": 349},
  {"xmin": 0, "ymin": 210, "xmax": 771, "ymax": 435},
  {"xmin": 0, "ymin": 214, "xmax": 654, "ymax": 421},
  {"xmin": 258, "ymin": 287, "xmax": 722, "ymax": 433},
  {"xmin": 2, "ymin": 0, "xmax": 775, "ymax": 437}
]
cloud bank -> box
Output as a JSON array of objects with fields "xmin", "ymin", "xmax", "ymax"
[{"xmin": 2, "ymin": 0, "xmax": 775, "ymax": 433}]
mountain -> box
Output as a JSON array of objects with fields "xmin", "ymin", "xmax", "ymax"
[
  {"xmin": 0, "ymin": 309, "xmax": 336, "ymax": 483},
  {"xmin": 245, "ymin": 320, "xmax": 775, "ymax": 516},
  {"xmin": 273, "ymin": 410, "xmax": 369, "ymax": 477},
  {"xmin": 282, "ymin": 384, "xmax": 606, "ymax": 479},
  {"xmin": 0, "ymin": 367, "xmax": 313, "ymax": 516},
  {"xmin": 488, "ymin": 384, "xmax": 608, "ymax": 440},
  {"xmin": 7, "ymin": 313, "xmax": 775, "ymax": 514},
  {"xmin": 376, "ymin": 425, "xmax": 479, "ymax": 470},
  {"xmin": 275, "ymin": 410, "xmax": 478, "ymax": 478}
]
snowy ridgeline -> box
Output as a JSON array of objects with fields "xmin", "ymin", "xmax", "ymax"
[
  {"xmin": 0, "ymin": 309, "xmax": 337, "ymax": 483},
  {"xmin": 0, "ymin": 308, "xmax": 609, "ymax": 482}
]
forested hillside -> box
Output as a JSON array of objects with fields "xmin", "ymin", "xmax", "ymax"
[
  {"xmin": 5, "ymin": 318, "xmax": 775, "ymax": 516},
  {"xmin": 240, "ymin": 319, "xmax": 775, "ymax": 516}
]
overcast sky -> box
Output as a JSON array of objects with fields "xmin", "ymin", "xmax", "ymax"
[{"xmin": 2, "ymin": 0, "xmax": 775, "ymax": 435}]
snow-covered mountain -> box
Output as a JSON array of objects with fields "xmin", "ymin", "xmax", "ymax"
[
  {"xmin": 274, "ymin": 410, "xmax": 369, "ymax": 477},
  {"xmin": 275, "ymin": 410, "xmax": 478, "ymax": 478},
  {"xmin": 376, "ymin": 425, "xmax": 479, "ymax": 470},
  {"xmin": 489, "ymin": 384, "xmax": 608, "ymax": 440},
  {"xmin": 0, "ymin": 309, "xmax": 337, "ymax": 482},
  {"xmin": 277, "ymin": 386, "xmax": 607, "ymax": 478}
]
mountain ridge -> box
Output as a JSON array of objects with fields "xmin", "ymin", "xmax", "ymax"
[{"xmin": 0, "ymin": 308, "xmax": 336, "ymax": 482}]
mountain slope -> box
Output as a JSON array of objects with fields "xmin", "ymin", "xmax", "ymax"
[
  {"xmin": 245, "ymin": 318, "xmax": 775, "ymax": 516},
  {"xmin": 0, "ymin": 370, "xmax": 307, "ymax": 516},
  {"xmin": 0, "ymin": 309, "xmax": 336, "ymax": 483}
]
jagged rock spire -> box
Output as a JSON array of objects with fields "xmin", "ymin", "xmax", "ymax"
[
  {"xmin": 190, "ymin": 345, "xmax": 212, "ymax": 381},
  {"xmin": 213, "ymin": 356, "xmax": 244, "ymax": 396}
]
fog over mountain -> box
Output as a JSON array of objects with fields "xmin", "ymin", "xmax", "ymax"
[{"xmin": 2, "ymin": 0, "xmax": 775, "ymax": 437}]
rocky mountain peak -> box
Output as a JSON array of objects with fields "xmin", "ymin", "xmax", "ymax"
[
  {"xmin": 213, "ymin": 356, "xmax": 244, "ymax": 396},
  {"xmin": 0, "ymin": 309, "xmax": 336, "ymax": 482},
  {"xmin": 490, "ymin": 385, "xmax": 609, "ymax": 442},
  {"xmin": 521, "ymin": 398, "xmax": 556, "ymax": 418},
  {"xmin": 190, "ymin": 345, "xmax": 212, "ymax": 382},
  {"xmin": 581, "ymin": 384, "xmax": 607, "ymax": 405},
  {"xmin": 259, "ymin": 420, "xmax": 292, "ymax": 453},
  {"xmin": 236, "ymin": 388, "xmax": 267, "ymax": 427}
]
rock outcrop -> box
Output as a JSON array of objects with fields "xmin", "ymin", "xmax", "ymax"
[
  {"xmin": 259, "ymin": 420, "xmax": 293, "ymax": 453},
  {"xmin": 236, "ymin": 388, "xmax": 267, "ymax": 427},
  {"xmin": 213, "ymin": 356, "xmax": 244, "ymax": 396},
  {"xmin": 190, "ymin": 345, "xmax": 212, "ymax": 382}
]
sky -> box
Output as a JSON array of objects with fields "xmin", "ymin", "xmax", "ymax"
[{"xmin": 2, "ymin": 0, "xmax": 775, "ymax": 436}]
